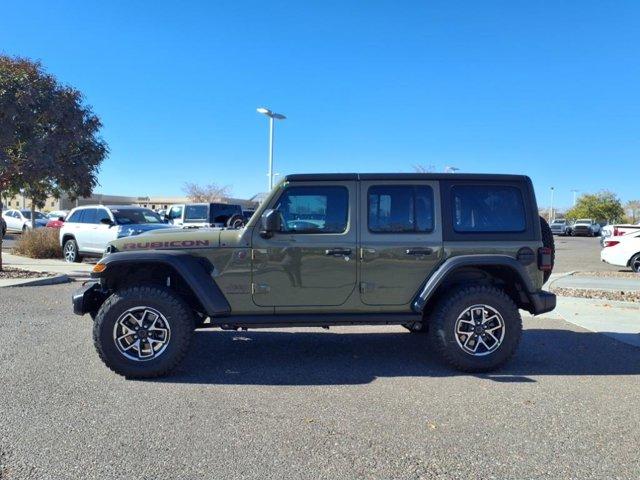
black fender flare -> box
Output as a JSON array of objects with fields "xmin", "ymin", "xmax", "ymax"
[
  {"xmin": 411, "ymin": 254, "xmax": 555, "ymax": 315},
  {"xmin": 92, "ymin": 250, "xmax": 231, "ymax": 317}
]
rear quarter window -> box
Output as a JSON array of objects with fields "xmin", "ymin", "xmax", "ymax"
[{"xmin": 452, "ymin": 185, "xmax": 526, "ymax": 233}]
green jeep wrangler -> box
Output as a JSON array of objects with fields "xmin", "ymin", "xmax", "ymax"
[{"xmin": 73, "ymin": 173, "xmax": 556, "ymax": 378}]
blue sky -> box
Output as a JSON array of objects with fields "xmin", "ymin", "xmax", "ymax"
[{"xmin": 2, "ymin": 1, "xmax": 638, "ymax": 209}]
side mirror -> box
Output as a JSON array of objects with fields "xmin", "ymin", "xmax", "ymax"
[
  {"xmin": 260, "ymin": 209, "xmax": 281, "ymax": 238},
  {"xmin": 100, "ymin": 217, "xmax": 115, "ymax": 227}
]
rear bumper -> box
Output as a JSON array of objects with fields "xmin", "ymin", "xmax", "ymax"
[
  {"xmin": 72, "ymin": 282, "xmax": 107, "ymax": 316},
  {"xmin": 528, "ymin": 291, "xmax": 556, "ymax": 315}
]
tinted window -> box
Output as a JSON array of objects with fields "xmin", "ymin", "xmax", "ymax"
[
  {"xmin": 66, "ymin": 210, "xmax": 83, "ymax": 223},
  {"xmin": 209, "ymin": 204, "xmax": 242, "ymax": 223},
  {"xmin": 80, "ymin": 208, "xmax": 99, "ymax": 224},
  {"xmin": 112, "ymin": 208, "xmax": 162, "ymax": 225},
  {"xmin": 368, "ymin": 185, "xmax": 434, "ymax": 233},
  {"xmin": 274, "ymin": 186, "xmax": 348, "ymax": 233},
  {"xmin": 96, "ymin": 209, "xmax": 112, "ymax": 223},
  {"xmin": 452, "ymin": 185, "xmax": 526, "ymax": 233}
]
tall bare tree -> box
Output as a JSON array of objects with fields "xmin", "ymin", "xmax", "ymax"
[{"xmin": 182, "ymin": 182, "xmax": 232, "ymax": 203}]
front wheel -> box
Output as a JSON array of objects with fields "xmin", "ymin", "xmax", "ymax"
[
  {"xmin": 631, "ymin": 253, "xmax": 640, "ymax": 274},
  {"xmin": 428, "ymin": 285, "xmax": 522, "ymax": 372},
  {"xmin": 63, "ymin": 239, "xmax": 83, "ymax": 263},
  {"xmin": 93, "ymin": 285, "xmax": 194, "ymax": 378}
]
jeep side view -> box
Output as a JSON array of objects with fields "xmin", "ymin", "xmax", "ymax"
[
  {"xmin": 73, "ymin": 173, "xmax": 556, "ymax": 378},
  {"xmin": 165, "ymin": 203, "xmax": 246, "ymax": 229}
]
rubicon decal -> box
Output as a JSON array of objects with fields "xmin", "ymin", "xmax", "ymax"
[{"xmin": 122, "ymin": 240, "xmax": 211, "ymax": 250}]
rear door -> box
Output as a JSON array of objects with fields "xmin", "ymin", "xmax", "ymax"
[
  {"xmin": 359, "ymin": 180, "xmax": 443, "ymax": 306},
  {"xmin": 251, "ymin": 181, "xmax": 357, "ymax": 307}
]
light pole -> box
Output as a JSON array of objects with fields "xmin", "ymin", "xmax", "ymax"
[
  {"xmin": 571, "ymin": 189, "xmax": 579, "ymax": 206},
  {"xmin": 257, "ymin": 107, "xmax": 286, "ymax": 191},
  {"xmin": 549, "ymin": 187, "xmax": 555, "ymax": 221}
]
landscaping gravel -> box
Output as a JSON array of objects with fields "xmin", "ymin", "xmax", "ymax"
[{"xmin": 0, "ymin": 267, "xmax": 52, "ymax": 279}]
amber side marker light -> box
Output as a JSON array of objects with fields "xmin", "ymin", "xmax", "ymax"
[{"xmin": 92, "ymin": 263, "xmax": 107, "ymax": 273}]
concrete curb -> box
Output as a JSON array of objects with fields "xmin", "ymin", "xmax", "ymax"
[
  {"xmin": 545, "ymin": 270, "xmax": 577, "ymax": 289},
  {"xmin": 0, "ymin": 274, "xmax": 72, "ymax": 288}
]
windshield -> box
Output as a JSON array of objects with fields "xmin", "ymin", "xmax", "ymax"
[
  {"xmin": 184, "ymin": 205, "xmax": 208, "ymax": 223},
  {"xmin": 112, "ymin": 208, "xmax": 163, "ymax": 225},
  {"xmin": 21, "ymin": 211, "xmax": 46, "ymax": 220}
]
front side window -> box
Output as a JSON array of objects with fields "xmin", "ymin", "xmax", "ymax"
[
  {"xmin": 368, "ymin": 185, "xmax": 434, "ymax": 233},
  {"xmin": 274, "ymin": 186, "xmax": 349, "ymax": 234},
  {"xmin": 452, "ymin": 185, "xmax": 526, "ymax": 233}
]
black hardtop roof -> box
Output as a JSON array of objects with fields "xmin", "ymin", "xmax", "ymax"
[{"xmin": 284, "ymin": 173, "xmax": 530, "ymax": 182}]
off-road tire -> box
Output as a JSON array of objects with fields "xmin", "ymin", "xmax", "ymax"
[
  {"xmin": 539, "ymin": 216, "xmax": 555, "ymax": 283},
  {"xmin": 93, "ymin": 285, "xmax": 194, "ymax": 378},
  {"xmin": 226, "ymin": 214, "xmax": 245, "ymax": 229},
  {"xmin": 428, "ymin": 285, "xmax": 522, "ymax": 372},
  {"xmin": 63, "ymin": 238, "xmax": 83, "ymax": 263}
]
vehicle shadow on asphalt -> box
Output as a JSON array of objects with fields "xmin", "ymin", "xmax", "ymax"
[{"xmin": 154, "ymin": 327, "xmax": 640, "ymax": 385}]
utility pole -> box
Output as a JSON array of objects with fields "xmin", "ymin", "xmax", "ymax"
[{"xmin": 549, "ymin": 187, "xmax": 555, "ymax": 221}]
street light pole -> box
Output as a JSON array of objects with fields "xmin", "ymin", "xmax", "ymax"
[
  {"xmin": 549, "ymin": 187, "xmax": 555, "ymax": 221},
  {"xmin": 571, "ymin": 189, "xmax": 579, "ymax": 206},
  {"xmin": 257, "ymin": 107, "xmax": 286, "ymax": 191}
]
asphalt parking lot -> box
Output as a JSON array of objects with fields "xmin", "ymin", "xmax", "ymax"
[
  {"xmin": 1, "ymin": 283, "xmax": 639, "ymax": 479},
  {"xmin": 552, "ymin": 235, "xmax": 620, "ymax": 273}
]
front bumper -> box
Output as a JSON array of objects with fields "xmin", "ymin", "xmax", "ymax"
[
  {"xmin": 528, "ymin": 291, "xmax": 556, "ymax": 315},
  {"xmin": 72, "ymin": 282, "xmax": 107, "ymax": 316}
]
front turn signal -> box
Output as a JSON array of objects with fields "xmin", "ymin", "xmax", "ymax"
[{"xmin": 92, "ymin": 263, "xmax": 107, "ymax": 274}]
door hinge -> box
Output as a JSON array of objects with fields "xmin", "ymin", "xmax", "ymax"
[{"xmin": 251, "ymin": 283, "xmax": 270, "ymax": 294}]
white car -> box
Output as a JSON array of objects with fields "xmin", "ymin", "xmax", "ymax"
[
  {"xmin": 1, "ymin": 209, "xmax": 48, "ymax": 233},
  {"xmin": 59, "ymin": 205, "xmax": 174, "ymax": 262},
  {"xmin": 46, "ymin": 210, "xmax": 68, "ymax": 221},
  {"xmin": 601, "ymin": 230, "xmax": 640, "ymax": 273}
]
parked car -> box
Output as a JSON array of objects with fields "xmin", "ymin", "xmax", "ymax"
[
  {"xmin": 59, "ymin": 205, "xmax": 175, "ymax": 263},
  {"xmin": 242, "ymin": 209, "xmax": 256, "ymax": 222},
  {"xmin": 600, "ymin": 222, "xmax": 640, "ymax": 245},
  {"xmin": 46, "ymin": 210, "xmax": 68, "ymax": 220},
  {"xmin": 1, "ymin": 209, "xmax": 48, "ymax": 233},
  {"xmin": 1, "ymin": 216, "xmax": 6, "ymax": 238},
  {"xmin": 46, "ymin": 216, "xmax": 66, "ymax": 229},
  {"xmin": 601, "ymin": 230, "xmax": 640, "ymax": 273},
  {"xmin": 73, "ymin": 172, "xmax": 556, "ymax": 378},
  {"xmin": 165, "ymin": 203, "xmax": 245, "ymax": 228},
  {"xmin": 549, "ymin": 218, "xmax": 572, "ymax": 236},
  {"xmin": 571, "ymin": 218, "xmax": 601, "ymax": 237}
]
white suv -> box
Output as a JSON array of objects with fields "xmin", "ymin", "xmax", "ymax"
[{"xmin": 59, "ymin": 205, "xmax": 173, "ymax": 262}]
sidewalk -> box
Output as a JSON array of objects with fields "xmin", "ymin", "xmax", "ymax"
[
  {"xmin": 554, "ymin": 297, "xmax": 640, "ymax": 348},
  {"xmin": 1, "ymin": 253, "xmax": 93, "ymax": 287}
]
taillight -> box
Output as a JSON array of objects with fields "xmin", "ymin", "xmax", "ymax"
[
  {"xmin": 603, "ymin": 240, "xmax": 620, "ymax": 248},
  {"xmin": 538, "ymin": 247, "xmax": 553, "ymax": 271}
]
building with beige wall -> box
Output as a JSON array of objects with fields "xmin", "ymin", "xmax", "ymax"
[{"xmin": 1, "ymin": 192, "xmax": 259, "ymax": 212}]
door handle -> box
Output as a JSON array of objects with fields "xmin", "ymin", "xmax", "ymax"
[
  {"xmin": 405, "ymin": 248, "xmax": 433, "ymax": 256},
  {"xmin": 325, "ymin": 248, "xmax": 352, "ymax": 257}
]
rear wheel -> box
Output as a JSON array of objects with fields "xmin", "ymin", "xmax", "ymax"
[
  {"xmin": 428, "ymin": 285, "xmax": 522, "ymax": 372},
  {"xmin": 93, "ymin": 285, "xmax": 194, "ymax": 378},
  {"xmin": 539, "ymin": 217, "xmax": 555, "ymax": 283},
  {"xmin": 631, "ymin": 253, "xmax": 640, "ymax": 274},
  {"xmin": 226, "ymin": 214, "xmax": 245, "ymax": 228}
]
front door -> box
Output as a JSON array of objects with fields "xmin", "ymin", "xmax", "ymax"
[
  {"xmin": 251, "ymin": 182, "xmax": 357, "ymax": 307},
  {"xmin": 359, "ymin": 180, "xmax": 443, "ymax": 306}
]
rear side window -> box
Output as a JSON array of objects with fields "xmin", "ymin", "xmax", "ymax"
[
  {"xmin": 274, "ymin": 186, "xmax": 349, "ymax": 234},
  {"xmin": 80, "ymin": 208, "xmax": 99, "ymax": 224},
  {"xmin": 368, "ymin": 185, "xmax": 434, "ymax": 233},
  {"xmin": 66, "ymin": 210, "xmax": 83, "ymax": 223},
  {"xmin": 210, "ymin": 204, "xmax": 242, "ymax": 223},
  {"xmin": 452, "ymin": 185, "xmax": 526, "ymax": 233}
]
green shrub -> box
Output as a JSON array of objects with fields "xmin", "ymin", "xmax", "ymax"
[{"xmin": 13, "ymin": 228, "xmax": 62, "ymax": 259}]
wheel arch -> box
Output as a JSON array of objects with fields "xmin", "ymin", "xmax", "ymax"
[
  {"xmin": 92, "ymin": 251, "xmax": 231, "ymax": 318},
  {"xmin": 412, "ymin": 255, "xmax": 540, "ymax": 316}
]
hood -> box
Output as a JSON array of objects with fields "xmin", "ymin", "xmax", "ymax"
[
  {"xmin": 116, "ymin": 223, "xmax": 175, "ymax": 238},
  {"xmin": 110, "ymin": 226, "xmax": 223, "ymax": 252}
]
